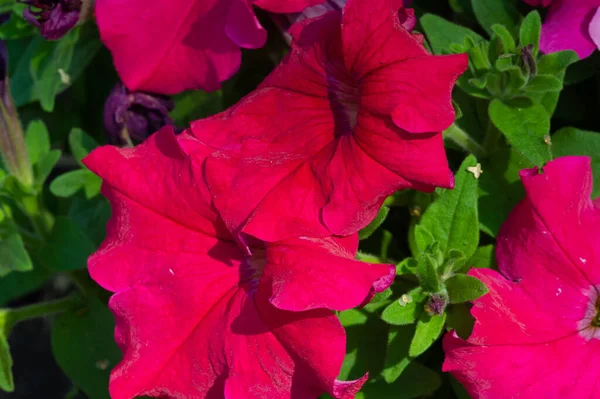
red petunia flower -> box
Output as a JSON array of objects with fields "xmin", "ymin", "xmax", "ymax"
[
  {"xmin": 95, "ymin": 0, "xmax": 324, "ymax": 94},
  {"xmin": 83, "ymin": 127, "xmax": 394, "ymax": 399},
  {"xmin": 192, "ymin": 0, "xmax": 467, "ymax": 242},
  {"xmin": 443, "ymin": 156, "xmax": 600, "ymax": 398}
]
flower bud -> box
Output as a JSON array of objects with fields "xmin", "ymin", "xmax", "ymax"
[
  {"xmin": 20, "ymin": 0, "xmax": 82, "ymax": 40},
  {"xmin": 103, "ymin": 82, "xmax": 175, "ymax": 146},
  {"xmin": 0, "ymin": 41, "xmax": 33, "ymax": 187}
]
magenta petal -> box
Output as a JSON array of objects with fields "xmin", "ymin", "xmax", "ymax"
[
  {"xmin": 87, "ymin": 127, "xmax": 370, "ymax": 399},
  {"xmin": 226, "ymin": 0, "xmax": 267, "ymax": 49},
  {"xmin": 588, "ymin": 6, "xmax": 600, "ymax": 50},
  {"xmin": 264, "ymin": 235, "xmax": 395, "ymax": 311},
  {"xmin": 195, "ymin": 0, "xmax": 463, "ymax": 240},
  {"xmin": 540, "ymin": 0, "xmax": 599, "ymax": 59},
  {"xmin": 443, "ymin": 156, "xmax": 600, "ymax": 398},
  {"xmin": 253, "ymin": 0, "xmax": 326, "ymax": 13},
  {"xmin": 444, "ymin": 331, "xmax": 600, "ymax": 398},
  {"xmin": 96, "ymin": 0, "xmax": 241, "ymax": 93}
]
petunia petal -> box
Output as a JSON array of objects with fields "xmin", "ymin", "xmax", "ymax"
[
  {"xmin": 226, "ymin": 0, "xmax": 267, "ymax": 49},
  {"xmin": 96, "ymin": 0, "xmax": 241, "ymax": 93},
  {"xmin": 254, "ymin": 0, "xmax": 326, "ymax": 13},
  {"xmin": 84, "ymin": 127, "xmax": 224, "ymax": 238},
  {"xmin": 514, "ymin": 156, "xmax": 600, "ymax": 286},
  {"xmin": 540, "ymin": 0, "xmax": 599, "ymax": 59},
  {"xmin": 263, "ymin": 235, "xmax": 395, "ymax": 311}
]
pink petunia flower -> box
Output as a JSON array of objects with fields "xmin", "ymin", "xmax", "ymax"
[
  {"xmin": 191, "ymin": 0, "xmax": 468, "ymax": 242},
  {"xmin": 95, "ymin": 0, "xmax": 325, "ymax": 94},
  {"xmin": 526, "ymin": 0, "xmax": 600, "ymax": 59},
  {"xmin": 443, "ymin": 156, "xmax": 600, "ymax": 398},
  {"xmin": 83, "ymin": 126, "xmax": 394, "ymax": 399}
]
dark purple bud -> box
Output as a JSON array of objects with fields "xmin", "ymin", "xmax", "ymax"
[
  {"xmin": 19, "ymin": 0, "xmax": 81, "ymax": 40},
  {"xmin": 425, "ymin": 293, "xmax": 448, "ymax": 316},
  {"xmin": 103, "ymin": 82, "xmax": 175, "ymax": 146},
  {"xmin": 521, "ymin": 44, "xmax": 537, "ymax": 76}
]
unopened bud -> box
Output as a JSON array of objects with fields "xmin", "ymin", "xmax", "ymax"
[
  {"xmin": 20, "ymin": 0, "xmax": 82, "ymax": 40},
  {"xmin": 0, "ymin": 41, "xmax": 33, "ymax": 186},
  {"xmin": 103, "ymin": 82, "xmax": 175, "ymax": 146}
]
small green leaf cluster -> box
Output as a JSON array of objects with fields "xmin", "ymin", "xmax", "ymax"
[{"xmin": 383, "ymin": 156, "xmax": 488, "ymax": 357}]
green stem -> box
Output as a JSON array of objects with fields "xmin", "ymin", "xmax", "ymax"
[
  {"xmin": 443, "ymin": 124, "xmax": 487, "ymax": 159},
  {"xmin": 67, "ymin": 270, "xmax": 106, "ymax": 301},
  {"xmin": 21, "ymin": 195, "xmax": 53, "ymax": 241},
  {"xmin": 1, "ymin": 295, "xmax": 81, "ymax": 334},
  {"xmin": 482, "ymin": 120, "xmax": 503, "ymax": 154}
]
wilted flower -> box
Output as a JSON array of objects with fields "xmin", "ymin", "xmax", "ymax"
[
  {"xmin": 444, "ymin": 156, "xmax": 600, "ymax": 398},
  {"xmin": 19, "ymin": 0, "xmax": 81, "ymax": 40},
  {"xmin": 84, "ymin": 126, "xmax": 394, "ymax": 399},
  {"xmin": 103, "ymin": 82, "xmax": 174, "ymax": 146},
  {"xmin": 192, "ymin": 0, "xmax": 467, "ymax": 242}
]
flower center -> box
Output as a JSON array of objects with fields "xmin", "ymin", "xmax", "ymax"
[
  {"xmin": 327, "ymin": 73, "xmax": 360, "ymax": 138},
  {"xmin": 579, "ymin": 286, "xmax": 600, "ymax": 341},
  {"xmin": 591, "ymin": 299, "xmax": 600, "ymax": 328},
  {"xmin": 240, "ymin": 247, "xmax": 266, "ymax": 292}
]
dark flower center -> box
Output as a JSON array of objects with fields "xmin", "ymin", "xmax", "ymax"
[
  {"xmin": 240, "ymin": 247, "xmax": 266, "ymax": 292},
  {"xmin": 327, "ymin": 73, "xmax": 360, "ymax": 138},
  {"xmin": 592, "ymin": 298, "xmax": 600, "ymax": 328}
]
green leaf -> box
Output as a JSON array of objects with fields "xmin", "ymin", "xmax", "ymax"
[
  {"xmin": 25, "ymin": 120, "xmax": 50, "ymax": 165},
  {"xmin": 468, "ymin": 245, "xmax": 497, "ymax": 269},
  {"xmin": 446, "ymin": 304, "xmax": 476, "ymax": 340},
  {"xmin": 0, "ymin": 311, "xmax": 13, "ymax": 392},
  {"xmin": 0, "ymin": 10, "xmax": 35, "ymax": 40},
  {"xmin": 409, "ymin": 312, "xmax": 447, "ymax": 357},
  {"xmin": 524, "ymin": 74, "xmax": 563, "ymax": 92},
  {"xmin": 30, "ymin": 30, "xmax": 79, "ymax": 112},
  {"xmin": 396, "ymin": 257, "xmax": 418, "ymax": 275},
  {"xmin": 371, "ymin": 288, "xmax": 393, "ymax": 304},
  {"xmin": 52, "ymin": 298, "xmax": 121, "ymax": 399},
  {"xmin": 381, "ymin": 288, "xmax": 425, "ymax": 326},
  {"xmin": 41, "ymin": 217, "xmax": 96, "ymax": 271},
  {"xmin": 50, "ymin": 169, "xmax": 100, "ymax": 198},
  {"xmin": 491, "ymin": 24, "xmax": 516, "ymax": 54},
  {"xmin": 170, "ymin": 90, "xmax": 223, "ymax": 126},
  {"xmin": 337, "ymin": 308, "xmax": 389, "ymax": 381},
  {"xmin": 441, "ymin": 250, "xmax": 468, "ymax": 275},
  {"xmin": 0, "ymin": 234, "xmax": 33, "ymax": 278},
  {"xmin": 12, "ymin": 24, "xmax": 102, "ymax": 111},
  {"xmin": 0, "ymin": 267, "xmax": 49, "ymax": 306},
  {"xmin": 420, "ymin": 14, "xmax": 485, "ymax": 55},
  {"xmin": 413, "ymin": 224, "xmax": 434, "ymax": 255},
  {"xmin": 446, "ymin": 274, "xmax": 489, "ymax": 304},
  {"xmin": 416, "ymin": 254, "xmax": 441, "ymax": 293},
  {"xmin": 418, "ymin": 155, "xmax": 480, "ymax": 258},
  {"xmin": 489, "ymin": 99, "xmax": 551, "ymax": 167},
  {"xmin": 552, "ymin": 128, "xmax": 600, "ymax": 198},
  {"xmin": 382, "ymin": 325, "xmax": 414, "ymax": 383},
  {"xmin": 68, "ymin": 196, "xmax": 111, "ymax": 246},
  {"xmin": 69, "ymin": 128, "xmax": 98, "ymax": 166},
  {"xmin": 519, "ymin": 11, "xmax": 542, "ymax": 56},
  {"xmin": 538, "ymin": 50, "xmax": 579, "ymax": 76},
  {"xmin": 359, "ymin": 206, "xmax": 389, "ymax": 240},
  {"xmin": 355, "ymin": 362, "xmax": 441, "ymax": 399},
  {"xmin": 479, "ymin": 148, "xmax": 530, "ymax": 236},
  {"xmin": 471, "ymin": 0, "xmax": 520, "ymax": 38},
  {"xmin": 34, "ymin": 149, "xmax": 61, "ymax": 186}
]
